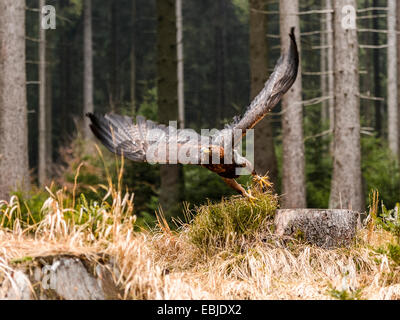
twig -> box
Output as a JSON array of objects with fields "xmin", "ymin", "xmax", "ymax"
[{"xmin": 304, "ymin": 130, "xmax": 332, "ymax": 142}]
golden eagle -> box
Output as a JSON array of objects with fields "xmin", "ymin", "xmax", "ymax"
[{"xmin": 87, "ymin": 28, "xmax": 299, "ymax": 199}]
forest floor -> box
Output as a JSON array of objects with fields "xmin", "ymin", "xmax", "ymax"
[{"xmin": 1, "ymin": 180, "xmax": 400, "ymax": 300}]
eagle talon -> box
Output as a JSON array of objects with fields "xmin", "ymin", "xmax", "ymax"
[
  {"xmin": 252, "ymin": 174, "xmax": 272, "ymax": 191},
  {"xmin": 244, "ymin": 190, "xmax": 257, "ymax": 204}
]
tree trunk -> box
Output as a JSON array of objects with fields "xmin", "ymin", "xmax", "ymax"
[
  {"xmin": 274, "ymin": 209, "xmax": 360, "ymax": 248},
  {"xmin": 130, "ymin": 0, "xmax": 136, "ymax": 115},
  {"xmin": 362, "ymin": 0, "xmax": 374, "ymax": 127},
  {"xmin": 329, "ymin": 0, "xmax": 363, "ymax": 212},
  {"xmin": 280, "ymin": 0, "xmax": 306, "ymax": 208},
  {"xmin": 38, "ymin": 0, "xmax": 47, "ymax": 186},
  {"xmin": 83, "ymin": 0, "xmax": 94, "ymax": 140},
  {"xmin": 0, "ymin": 0, "xmax": 30, "ymax": 200},
  {"xmin": 250, "ymin": 0, "xmax": 278, "ymax": 186},
  {"xmin": 388, "ymin": 0, "xmax": 398, "ymax": 157},
  {"xmin": 110, "ymin": 0, "xmax": 120, "ymax": 112},
  {"xmin": 46, "ymin": 31, "xmax": 53, "ymax": 178},
  {"xmin": 176, "ymin": 0, "xmax": 184, "ymax": 129},
  {"xmin": 397, "ymin": 0, "xmax": 400, "ymax": 153},
  {"xmin": 157, "ymin": 0, "xmax": 183, "ymax": 217},
  {"xmin": 373, "ymin": 0, "xmax": 382, "ymax": 135},
  {"xmin": 215, "ymin": 0, "xmax": 226, "ymax": 126},
  {"xmin": 59, "ymin": 12, "xmax": 69, "ymax": 137},
  {"xmin": 326, "ymin": 0, "xmax": 335, "ymax": 140},
  {"xmin": 321, "ymin": 1, "xmax": 328, "ymax": 121}
]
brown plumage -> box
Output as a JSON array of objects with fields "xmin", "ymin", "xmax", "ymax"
[{"xmin": 87, "ymin": 29, "xmax": 299, "ymax": 198}]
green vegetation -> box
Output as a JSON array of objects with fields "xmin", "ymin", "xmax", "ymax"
[
  {"xmin": 188, "ymin": 188, "xmax": 278, "ymax": 252},
  {"xmin": 376, "ymin": 203, "xmax": 400, "ymax": 242},
  {"xmin": 362, "ymin": 135, "xmax": 400, "ymax": 209},
  {"xmin": 328, "ymin": 288, "xmax": 363, "ymax": 301}
]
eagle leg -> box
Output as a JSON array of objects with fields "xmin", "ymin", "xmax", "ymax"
[{"xmin": 222, "ymin": 178, "xmax": 256, "ymax": 201}]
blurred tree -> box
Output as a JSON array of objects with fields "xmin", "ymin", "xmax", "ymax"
[
  {"xmin": 249, "ymin": 0, "xmax": 278, "ymax": 187},
  {"xmin": 156, "ymin": 0, "xmax": 183, "ymax": 217},
  {"xmin": 83, "ymin": 0, "xmax": 94, "ymax": 140},
  {"xmin": 329, "ymin": 0, "xmax": 363, "ymax": 211},
  {"xmin": 280, "ymin": 0, "xmax": 306, "ymax": 208},
  {"xmin": 215, "ymin": 0, "xmax": 227, "ymax": 125},
  {"xmin": 326, "ymin": 0, "xmax": 334, "ymax": 142},
  {"xmin": 46, "ymin": 30, "xmax": 53, "ymax": 178},
  {"xmin": 38, "ymin": 0, "xmax": 47, "ymax": 185},
  {"xmin": 176, "ymin": 0, "xmax": 184, "ymax": 129},
  {"xmin": 130, "ymin": 0, "xmax": 137, "ymax": 114},
  {"xmin": 372, "ymin": 0, "xmax": 382, "ymax": 136},
  {"xmin": 109, "ymin": 0, "xmax": 120, "ymax": 112},
  {"xmin": 387, "ymin": 0, "xmax": 398, "ymax": 157},
  {"xmin": 320, "ymin": 4, "xmax": 327, "ymax": 122},
  {"xmin": 397, "ymin": 0, "xmax": 400, "ymax": 155},
  {"xmin": 321, "ymin": 0, "xmax": 335, "ymax": 136},
  {"xmin": 0, "ymin": 0, "xmax": 30, "ymax": 199}
]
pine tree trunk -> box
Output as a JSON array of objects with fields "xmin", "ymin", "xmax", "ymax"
[
  {"xmin": 388, "ymin": 0, "xmax": 398, "ymax": 157},
  {"xmin": 250, "ymin": 0, "xmax": 278, "ymax": 186},
  {"xmin": 373, "ymin": 0, "xmax": 382, "ymax": 135},
  {"xmin": 397, "ymin": 0, "xmax": 400, "ymax": 152},
  {"xmin": 130, "ymin": 0, "xmax": 136, "ymax": 115},
  {"xmin": 0, "ymin": 0, "xmax": 30, "ymax": 200},
  {"xmin": 83, "ymin": 0, "xmax": 94, "ymax": 140},
  {"xmin": 46, "ymin": 32, "xmax": 53, "ymax": 178},
  {"xmin": 280, "ymin": 0, "xmax": 306, "ymax": 208},
  {"xmin": 176, "ymin": 0, "xmax": 184, "ymax": 129},
  {"xmin": 110, "ymin": 0, "xmax": 119, "ymax": 112},
  {"xmin": 321, "ymin": 2, "xmax": 328, "ymax": 121},
  {"xmin": 329, "ymin": 0, "xmax": 363, "ymax": 211},
  {"xmin": 157, "ymin": 0, "xmax": 183, "ymax": 217},
  {"xmin": 362, "ymin": 0, "xmax": 374, "ymax": 127},
  {"xmin": 326, "ymin": 0, "xmax": 335, "ymax": 139},
  {"xmin": 59, "ymin": 11, "xmax": 68, "ymax": 137},
  {"xmin": 38, "ymin": 0, "xmax": 47, "ymax": 186},
  {"xmin": 215, "ymin": 0, "xmax": 226, "ymax": 126}
]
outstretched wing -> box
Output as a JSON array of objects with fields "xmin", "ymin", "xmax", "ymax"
[
  {"xmin": 87, "ymin": 113, "xmax": 211, "ymax": 165},
  {"xmin": 213, "ymin": 28, "xmax": 299, "ymax": 146}
]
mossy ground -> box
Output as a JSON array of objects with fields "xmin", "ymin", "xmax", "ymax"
[{"xmin": 187, "ymin": 188, "xmax": 278, "ymax": 252}]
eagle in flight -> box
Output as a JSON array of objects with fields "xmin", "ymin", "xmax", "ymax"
[{"xmin": 87, "ymin": 28, "xmax": 299, "ymax": 199}]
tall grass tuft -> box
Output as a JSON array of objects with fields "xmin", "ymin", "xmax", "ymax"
[{"xmin": 187, "ymin": 185, "xmax": 278, "ymax": 253}]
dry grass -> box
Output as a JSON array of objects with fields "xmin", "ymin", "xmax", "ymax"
[{"xmin": 1, "ymin": 160, "xmax": 400, "ymax": 299}]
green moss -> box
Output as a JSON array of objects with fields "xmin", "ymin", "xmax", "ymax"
[
  {"xmin": 293, "ymin": 229, "xmax": 305, "ymax": 241},
  {"xmin": 328, "ymin": 288, "xmax": 363, "ymax": 300},
  {"xmin": 11, "ymin": 256, "xmax": 33, "ymax": 264}
]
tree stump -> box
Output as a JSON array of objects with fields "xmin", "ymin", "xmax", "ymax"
[
  {"xmin": 274, "ymin": 209, "xmax": 360, "ymax": 248},
  {"xmin": 0, "ymin": 255, "xmax": 123, "ymax": 300}
]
